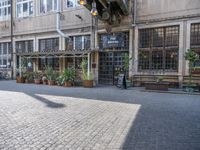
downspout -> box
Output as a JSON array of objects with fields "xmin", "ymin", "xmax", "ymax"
[
  {"xmin": 56, "ymin": 0, "xmax": 69, "ymax": 39},
  {"xmin": 132, "ymin": 0, "xmax": 137, "ymax": 26}
]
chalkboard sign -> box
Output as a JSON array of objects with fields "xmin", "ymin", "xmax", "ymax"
[{"xmin": 117, "ymin": 74, "xmax": 126, "ymax": 89}]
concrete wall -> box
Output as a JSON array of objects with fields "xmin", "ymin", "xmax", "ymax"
[{"xmin": 136, "ymin": 0, "xmax": 200, "ymax": 23}]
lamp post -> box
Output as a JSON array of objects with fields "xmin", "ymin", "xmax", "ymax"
[{"xmin": 10, "ymin": 0, "xmax": 14, "ymax": 80}]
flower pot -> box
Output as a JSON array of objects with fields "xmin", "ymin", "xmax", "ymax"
[
  {"xmin": 25, "ymin": 79, "xmax": 34, "ymax": 84},
  {"xmin": 16, "ymin": 77, "xmax": 25, "ymax": 83},
  {"xmin": 34, "ymin": 79, "xmax": 41, "ymax": 84},
  {"xmin": 48, "ymin": 80, "xmax": 55, "ymax": 86},
  {"xmin": 145, "ymin": 82, "xmax": 169, "ymax": 91},
  {"xmin": 64, "ymin": 81, "xmax": 73, "ymax": 87},
  {"xmin": 83, "ymin": 80, "xmax": 93, "ymax": 88},
  {"xmin": 42, "ymin": 80, "xmax": 48, "ymax": 85}
]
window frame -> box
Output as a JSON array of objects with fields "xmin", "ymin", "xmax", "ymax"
[
  {"xmin": 0, "ymin": 0, "xmax": 11, "ymax": 21},
  {"xmin": 40, "ymin": 0, "xmax": 57, "ymax": 14},
  {"xmin": 16, "ymin": 0, "xmax": 34, "ymax": 18}
]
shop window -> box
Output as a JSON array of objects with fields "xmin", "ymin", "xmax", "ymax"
[
  {"xmin": 138, "ymin": 26, "xmax": 179, "ymax": 71},
  {"xmin": 38, "ymin": 57, "xmax": 59, "ymax": 70},
  {"xmin": 0, "ymin": 42, "xmax": 11, "ymax": 68},
  {"xmin": 16, "ymin": 40, "xmax": 33, "ymax": 53},
  {"xmin": 16, "ymin": 0, "xmax": 33, "ymax": 18},
  {"xmin": 39, "ymin": 38, "xmax": 59, "ymax": 52},
  {"xmin": 191, "ymin": 23, "xmax": 200, "ymax": 67}
]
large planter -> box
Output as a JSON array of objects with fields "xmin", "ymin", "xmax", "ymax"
[
  {"xmin": 64, "ymin": 81, "xmax": 73, "ymax": 87},
  {"xmin": 192, "ymin": 69, "xmax": 200, "ymax": 74},
  {"xmin": 16, "ymin": 77, "xmax": 25, "ymax": 83},
  {"xmin": 34, "ymin": 79, "xmax": 41, "ymax": 84},
  {"xmin": 25, "ymin": 79, "xmax": 34, "ymax": 84},
  {"xmin": 83, "ymin": 80, "xmax": 93, "ymax": 88},
  {"xmin": 145, "ymin": 82, "xmax": 169, "ymax": 91},
  {"xmin": 133, "ymin": 81, "xmax": 142, "ymax": 87},
  {"xmin": 183, "ymin": 84, "xmax": 199, "ymax": 92},
  {"xmin": 48, "ymin": 80, "xmax": 56, "ymax": 86}
]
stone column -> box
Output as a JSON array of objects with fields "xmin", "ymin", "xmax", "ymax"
[
  {"xmin": 129, "ymin": 29, "xmax": 134, "ymax": 78},
  {"xmin": 133, "ymin": 26, "xmax": 139, "ymax": 75}
]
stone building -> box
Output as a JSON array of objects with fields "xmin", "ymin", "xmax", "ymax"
[{"xmin": 0, "ymin": 0, "xmax": 200, "ymax": 86}]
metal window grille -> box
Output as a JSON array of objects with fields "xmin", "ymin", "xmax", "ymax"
[
  {"xmin": 138, "ymin": 26, "xmax": 179, "ymax": 72},
  {"xmin": 16, "ymin": 40, "xmax": 33, "ymax": 53},
  {"xmin": 39, "ymin": 38, "xmax": 59, "ymax": 52}
]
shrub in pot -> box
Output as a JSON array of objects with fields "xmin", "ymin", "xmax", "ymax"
[
  {"xmin": 46, "ymin": 66, "xmax": 57, "ymax": 86},
  {"xmin": 56, "ymin": 75, "xmax": 63, "ymax": 86},
  {"xmin": 24, "ymin": 71, "xmax": 34, "ymax": 83},
  {"xmin": 42, "ymin": 76, "xmax": 48, "ymax": 85},
  {"xmin": 81, "ymin": 59, "xmax": 94, "ymax": 88},
  {"xmin": 34, "ymin": 71, "xmax": 42, "ymax": 84},
  {"xmin": 16, "ymin": 69, "xmax": 26, "ymax": 83},
  {"xmin": 183, "ymin": 49, "xmax": 199, "ymax": 92},
  {"xmin": 62, "ymin": 68, "xmax": 75, "ymax": 87}
]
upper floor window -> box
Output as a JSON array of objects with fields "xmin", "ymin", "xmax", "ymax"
[
  {"xmin": 0, "ymin": 0, "xmax": 11, "ymax": 21},
  {"xmin": 16, "ymin": 40, "xmax": 34, "ymax": 53},
  {"xmin": 65, "ymin": 35, "xmax": 90, "ymax": 50},
  {"xmin": 16, "ymin": 0, "xmax": 33, "ymax": 18},
  {"xmin": 39, "ymin": 38, "xmax": 59, "ymax": 52},
  {"xmin": 40, "ymin": 0, "xmax": 57, "ymax": 14},
  {"xmin": 65, "ymin": 0, "xmax": 80, "ymax": 8}
]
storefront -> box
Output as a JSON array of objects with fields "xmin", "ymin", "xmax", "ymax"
[{"xmin": 98, "ymin": 32, "xmax": 129, "ymax": 85}]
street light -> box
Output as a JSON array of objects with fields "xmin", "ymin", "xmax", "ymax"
[
  {"xmin": 79, "ymin": 0, "xmax": 87, "ymax": 5},
  {"xmin": 91, "ymin": 1, "xmax": 98, "ymax": 16}
]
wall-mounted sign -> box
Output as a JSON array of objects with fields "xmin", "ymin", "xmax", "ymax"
[{"xmin": 100, "ymin": 32, "xmax": 128, "ymax": 49}]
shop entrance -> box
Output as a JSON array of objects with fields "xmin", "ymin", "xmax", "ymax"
[{"xmin": 99, "ymin": 51, "xmax": 128, "ymax": 85}]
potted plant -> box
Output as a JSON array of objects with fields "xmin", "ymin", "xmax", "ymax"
[
  {"xmin": 56, "ymin": 75, "xmax": 63, "ymax": 86},
  {"xmin": 123, "ymin": 53, "xmax": 132, "ymax": 88},
  {"xmin": 34, "ymin": 71, "xmax": 42, "ymax": 84},
  {"xmin": 62, "ymin": 68, "xmax": 75, "ymax": 87},
  {"xmin": 24, "ymin": 71, "xmax": 34, "ymax": 83},
  {"xmin": 81, "ymin": 59, "xmax": 94, "ymax": 88},
  {"xmin": 16, "ymin": 69, "xmax": 26, "ymax": 83},
  {"xmin": 191, "ymin": 66, "xmax": 200, "ymax": 74},
  {"xmin": 42, "ymin": 76, "xmax": 48, "ymax": 85},
  {"xmin": 183, "ymin": 49, "xmax": 199, "ymax": 92},
  {"xmin": 46, "ymin": 66, "xmax": 57, "ymax": 86}
]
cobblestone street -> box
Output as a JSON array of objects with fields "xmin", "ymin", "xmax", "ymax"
[{"xmin": 0, "ymin": 81, "xmax": 200, "ymax": 150}]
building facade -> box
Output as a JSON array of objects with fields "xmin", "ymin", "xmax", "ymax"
[{"xmin": 0, "ymin": 0, "xmax": 200, "ymax": 86}]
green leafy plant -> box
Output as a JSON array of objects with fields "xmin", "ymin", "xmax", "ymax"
[
  {"xmin": 123, "ymin": 53, "xmax": 132, "ymax": 72},
  {"xmin": 34, "ymin": 71, "xmax": 41, "ymax": 80},
  {"xmin": 46, "ymin": 66, "xmax": 57, "ymax": 81},
  {"xmin": 61, "ymin": 68, "xmax": 75, "ymax": 84},
  {"xmin": 56, "ymin": 75, "xmax": 63, "ymax": 86},
  {"xmin": 184, "ymin": 49, "xmax": 199, "ymax": 85},
  {"xmin": 156, "ymin": 76, "xmax": 164, "ymax": 83},
  {"xmin": 24, "ymin": 71, "xmax": 34, "ymax": 80},
  {"xmin": 81, "ymin": 59, "xmax": 94, "ymax": 80}
]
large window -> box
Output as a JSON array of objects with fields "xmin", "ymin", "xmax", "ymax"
[
  {"xmin": 16, "ymin": 0, "xmax": 33, "ymax": 18},
  {"xmin": 39, "ymin": 38, "xmax": 59, "ymax": 52},
  {"xmin": 138, "ymin": 26, "xmax": 179, "ymax": 71},
  {"xmin": 65, "ymin": 0, "xmax": 80, "ymax": 8},
  {"xmin": 40, "ymin": 0, "xmax": 57, "ymax": 14},
  {"xmin": 38, "ymin": 57, "xmax": 59, "ymax": 70},
  {"xmin": 65, "ymin": 35, "xmax": 90, "ymax": 50},
  {"xmin": 0, "ymin": 42, "xmax": 11, "ymax": 68},
  {"xmin": 16, "ymin": 40, "xmax": 34, "ymax": 53},
  {"xmin": 0, "ymin": 0, "xmax": 11, "ymax": 21},
  {"xmin": 191, "ymin": 23, "xmax": 200, "ymax": 67}
]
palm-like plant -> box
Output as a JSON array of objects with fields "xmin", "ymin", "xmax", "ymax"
[
  {"xmin": 61, "ymin": 68, "xmax": 75, "ymax": 84},
  {"xmin": 185, "ymin": 49, "xmax": 199, "ymax": 85}
]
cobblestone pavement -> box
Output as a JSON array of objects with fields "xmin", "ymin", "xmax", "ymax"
[{"xmin": 0, "ymin": 81, "xmax": 200, "ymax": 150}]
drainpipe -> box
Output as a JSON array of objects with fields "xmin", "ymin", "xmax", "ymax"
[{"xmin": 56, "ymin": 0, "xmax": 69, "ymax": 39}]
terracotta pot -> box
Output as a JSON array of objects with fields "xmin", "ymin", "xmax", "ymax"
[
  {"xmin": 42, "ymin": 80, "xmax": 48, "ymax": 85},
  {"xmin": 48, "ymin": 80, "xmax": 55, "ymax": 86},
  {"xmin": 16, "ymin": 77, "xmax": 25, "ymax": 83},
  {"xmin": 34, "ymin": 79, "xmax": 41, "ymax": 84},
  {"xmin": 83, "ymin": 80, "xmax": 93, "ymax": 88},
  {"xmin": 25, "ymin": 79, "xmax": 34, "ymax": 84},
  {"xmin": 64, "ymin": 81, "xmax": 73, "ymax": 87}
]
